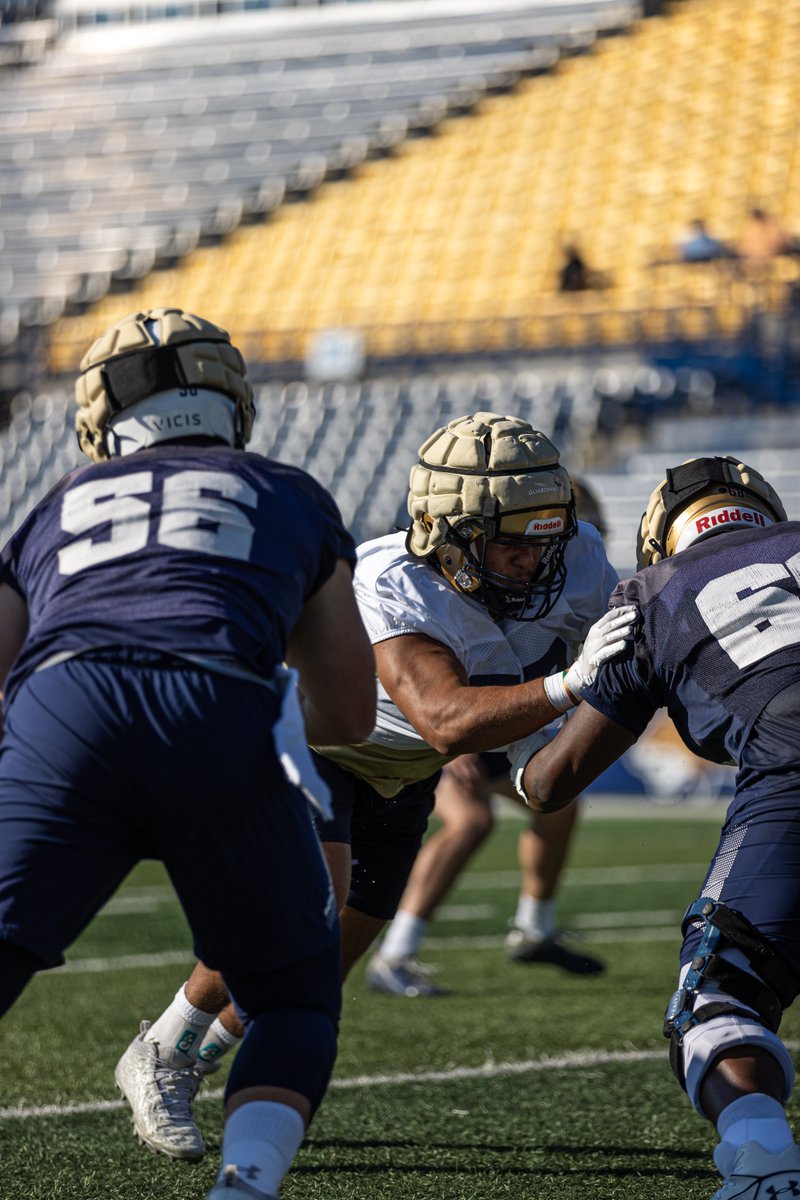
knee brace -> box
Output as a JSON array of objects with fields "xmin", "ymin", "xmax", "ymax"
[
  {"xmin": 680, "ymin": 1011, "xmax": 794, "ymax": 1116},
  {"xmin": 664, "ymin": 898, "xmax": 800, "ymax": 1114}
]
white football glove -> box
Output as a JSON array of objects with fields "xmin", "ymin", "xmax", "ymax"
[{"xmin": 543, "ymin": 604, "xmax": 638, "ymax": 713}]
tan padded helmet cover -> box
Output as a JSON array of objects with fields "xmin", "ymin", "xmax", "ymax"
[
  {"xmin": 75, "ymin": 307, "xmax": 255, "ymax": 462},
  {"xmin": 638, "ymin": 455, "xmax": 787, "ymax": 569},
  {"xmin": 407, "ymin": 411, "xmax": 572, "ymax": 557}
]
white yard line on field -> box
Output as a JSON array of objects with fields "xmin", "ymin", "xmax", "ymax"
[
  {"xmin": 0, "ymin": 1047, "xmax": 690, "ymax": 1122},
  {"xmin": 104, "ymin": 864, "xmax": 708, "ymax": 914},
  {"xmin": 54, "ymin": 913, "xmax": 684, "ymax": 974},
  {"xmin": 5, "ymin": 1042, "xmax": 799, "ymax": 1122},
  {"xmin": 460, "ymin": 864, "xmax": 707, "ymax": 889},
  {"xmin": 423, "ymin": 927, "xmax": 682, "ymax": 949},
  {"xmin": 56, "ymin": 949, "xmax": 196, "ymax": 973}
]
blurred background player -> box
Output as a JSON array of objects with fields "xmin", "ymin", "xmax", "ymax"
[
  {"xmin": 366, "ymin": 478, "xmax": 609, "ymax": 997},
  {"xmin": 0, "ymin": 307, "xmax": 376, "ymax": 1200},
  {"xmin": 115, "ymin": 412, "xmax": 634, "ymax": 1160},
  {"xmin": 522, "ymin": 456, "xmax": 800, "ymax": 1200}
]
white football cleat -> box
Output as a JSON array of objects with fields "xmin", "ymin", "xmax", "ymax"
[
  {"xmin": 711, "ymin": 1140, "xmax": 800, "ymax": 1198},
  {"xmin": 205, "ymin": 1164, "xmax": 278, "ymax": 1198},
  {"xmin": 114, "ymin": 1020, "xmax": 206, "ymax": 1161},
  {"xmin": 365, "ymin": 953, "xmax": 447, "ymax": 998}
]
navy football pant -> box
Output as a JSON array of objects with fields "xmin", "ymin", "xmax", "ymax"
[
  {"xmin": 0, "ymin": 655, "xmax": 341, "ymax": 1110},
  {"xmin": 681, "ymin": 793, "xmax": 800, "ymax": 976},
  {"xmin": 311, "ymin": 751, "xmax": 437, "ymax": 920}
]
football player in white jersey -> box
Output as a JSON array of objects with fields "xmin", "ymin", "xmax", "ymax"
[
  {"xmin": 115, "ymin": 411, "xmax": 635, "ymax": 1169},
  {"xmin": 367, "ymin": 479, "xmax": 609, "ymax": 997}
]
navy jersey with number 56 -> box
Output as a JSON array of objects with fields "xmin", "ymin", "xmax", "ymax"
[
  {"xmin": 0, "ymin": 445, "xmax": 355, "ymax": 704},
  {"xmin": 584, "ymin": 522, "xmax": 800, "ymax": 806}
]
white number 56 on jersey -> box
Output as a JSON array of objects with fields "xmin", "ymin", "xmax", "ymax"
[
  {"xmin": 696, "ymin": 553, "xmax": 800, "ymax": 668},
  {"xmin": 58, "ymin": 470, "xmax": 257, "ymax": 576}
]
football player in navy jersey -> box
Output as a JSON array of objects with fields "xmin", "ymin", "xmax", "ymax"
[
  {"xmin": 118, "ymin": 411, "xmax": 636, "ymax": 1160},
  {"xmin": 0, "ymin": 307, "xmax": 376, "ymax": 1200},
  {"xmin": 522, "ymin": 455, "xmax": 800, "ymax": 1200}
]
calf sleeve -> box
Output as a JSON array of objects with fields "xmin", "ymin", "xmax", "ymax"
[{"xmin": 225, "ymin": 1007, "xmax": 338, "ymax": 1117}]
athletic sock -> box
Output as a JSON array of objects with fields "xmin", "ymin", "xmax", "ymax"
[
  {"xmin": 198, "ymin": 1016, "xmax": 243, "ymax": 1071},
  {"xmin": 143, "ymin": 984, "xmax": 217, "ymax": 1066},
  {"xmin": 219, "ymin": 1100, "xmax": 305, "ymax": 1196},
  {"xmin": 715, "ymin": 1093, "xmax": 794, "ymax": 1172},
  {"xmin": 513, "ymin": 896, "xmax": 556, "ymax": 940},
  {"xmin": 379, "ymin": 910, "xmax": 428, "ymax": 962}
]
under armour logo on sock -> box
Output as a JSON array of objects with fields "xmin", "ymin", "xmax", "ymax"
[
  {"xmin": 767, "ymin": 1182, "xmax": 800, "ymax": 1197},
  {"xmin": 239, "ymin": 1164, "xmax": 261, "ymax": 1181}
]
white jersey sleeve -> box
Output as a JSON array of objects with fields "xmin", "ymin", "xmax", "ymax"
[
  {"xmin": 567, "ymin": 521, "xmax": 620, "ymax": 642},
  {"xmin": 354, "ymin": 532, "xmax": 473, "ymax": 660}
]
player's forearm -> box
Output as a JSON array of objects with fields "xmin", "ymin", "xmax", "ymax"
[
  {"xmin": 412, "ymin": 677, "xmax": 563, "ymax": 756},
  {"xmin": 0, "ymin": 585, "xmax": 28, "ymax": 689},
  {"xmin": 522, "ymin": 757, "xmax": 580, "ymax": 814},
  {"xmin": 302, "ymin": 693, "xmax": 376, "ymax": 746},
  {"xmin": 522, "ymin": 704, "xmax": 637, "ymax": 811}
]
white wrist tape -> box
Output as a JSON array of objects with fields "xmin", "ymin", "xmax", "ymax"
[{"xmin": 543, "ymin": 671, "xmax": 578, "ymax": 713}]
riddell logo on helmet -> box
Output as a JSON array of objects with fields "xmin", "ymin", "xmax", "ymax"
[
  {"xmin": 525, "ymin": 517, "xmax": 564, "ymax": 534},
  {"xmin": 694, "ymin": 506, "xmax": 770, "ymax": 535}
]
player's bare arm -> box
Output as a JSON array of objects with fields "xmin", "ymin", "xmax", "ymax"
[
  {"xmin": 522, "ymin": 702, "xmax": 636, "ymax": 813},
  {"xmin": 374, "ymin": 631, "xmax": 563, "ymax": 756},
  {"xmin": 0, "ymin": 584, "xmax": 29, "ymax": 693},
  {"xmin": 287, "ymin": 559, "xmax": 376, "ymax": 746},
  {"xmin": 373, "ymin": 597, "xmax": 636, "ymax": 758}
]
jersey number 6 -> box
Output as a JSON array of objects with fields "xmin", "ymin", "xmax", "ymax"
[{"xmin": 695, "ymin": 553, "xmax": 800, "ymax": 669}]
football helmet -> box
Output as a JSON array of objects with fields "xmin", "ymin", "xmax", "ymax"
[
  {"xmin": 75, "ymin": 307, "xmax": 255, "ymax": 463},
  {"xmin": 406, "ymin": 411, "xmax": 577, "ymax": 620},
  {"xmin": 637, "ymin": 455, "xmax": 786, "ymax": 570}
]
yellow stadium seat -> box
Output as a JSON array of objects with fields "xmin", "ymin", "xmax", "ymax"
[{"xmin": 45, "ymin": 0, "xmax": 800, "ymax": 365}]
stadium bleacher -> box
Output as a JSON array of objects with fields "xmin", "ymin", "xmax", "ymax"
[
  {"xmin": 4, "ymin": 360, "xmax": 799, "ymax": 581},
  {"xmin": 22, "ymin": 0, "xmax": 798, "ymax": 384},
  {"xmin": 0, "ymin": 0, "xmax": 634, "ymax": 349},
  {"xmin": 1, "ymin": 0, "xmax": 800, "ymax": 572}
]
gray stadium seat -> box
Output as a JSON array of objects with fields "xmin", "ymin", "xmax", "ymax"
[{"xmin": 0, "ymin": 0, "xmax": 637, "ymax": 348}]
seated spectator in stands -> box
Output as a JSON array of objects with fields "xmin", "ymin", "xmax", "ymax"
[
  {"xmin": 559, "ymin": 244, "xmax": 591, "ymax": 292},
  {"xmin": 558, "ymin": 242, "xmax": 611, "ymax": 292},
  {"xmin": 677, "ymin": 218, "xmax": 731, "ymax": 263},
  {"xmin": 737, "ymin": 206, "xmax": 794, "ymax": 262}
]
